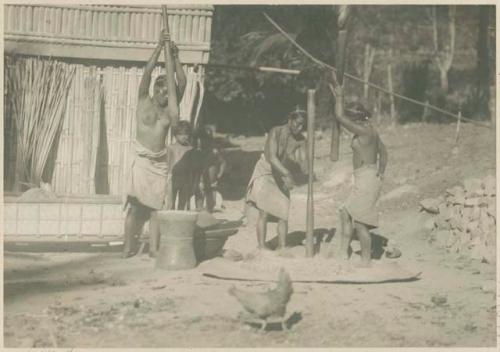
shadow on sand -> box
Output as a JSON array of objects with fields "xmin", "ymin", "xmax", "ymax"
[{"xmin": 264, "ymin": 228, "xmax": 392, "ymax": 259}]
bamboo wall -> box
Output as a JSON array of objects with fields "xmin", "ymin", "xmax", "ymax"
[
  {"xmin": 4, "ymin": 4, "xmax": 212, "ymax": 64},
  {"xmin": 46, "ymin": 63, "xmax": 202, "ymax": 196},
  {"xmin": 4, "ymin": 4, "xmax": 211, "ymax": 196}
]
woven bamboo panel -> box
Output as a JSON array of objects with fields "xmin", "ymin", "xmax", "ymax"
[
  {"xmin": 4, "ymin": 199, "xmax": 124, "ymax": 241},
  {"xmin": 46, "ymin": 62, "xmax": 202, "ymax": 196},
  {"xmin": 4, "ymin": 4, "xmax": 213, "ymax": 64}
]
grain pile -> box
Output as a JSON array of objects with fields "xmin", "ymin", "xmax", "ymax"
[{"xmin": 421, "ymin": 175, "xmax": 496, "ymax": 263}]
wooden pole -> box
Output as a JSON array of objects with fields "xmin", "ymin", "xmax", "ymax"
[
  {"xmin": 205, "ymin": 63, "xmax": 300, "ymax": 75},
  {"xmin": 330, "ymin": 5, "xmax": 350, "ymax": 161},
  {"xmin": 387, "ymin": 50, "xmax": 396, "ymax": 128},
  {"xmin": 161, "ymin": 6, "xmax": 178, "ymax": 119},
  {"xmin": 306, "ymin": 89, "xmax": 316, "ymax": 258},
  {"xmin": 263, "ymin": 12, "xmax": 491, "ymax": 129},
  {"xmin": 375, "ymin": 91, "xmax": 382, "ymax": 125},
  {"xmin": 454, "ymin": 109, "xmax": 462, "ymax": 145},
  {"xmin": 421, "ymin": 100, "xmax": 429, "ymax": 122},
  {"xmin": 363, "ymin": 44, "xmax": 375, "ymax": 101}
]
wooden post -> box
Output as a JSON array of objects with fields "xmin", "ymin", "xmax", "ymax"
[
  {"xmin": 454, "ymin": 109, "xmax": 462, "ymax": 145},
  {"xmin": 387, "ymin": 49, "xmax": 396, "ymax": 127},
  {"xmin": 421, "ymin": 100, "xmax": 430, "ymax": 122},
  {"xmin": 375, "ymin": 91, "xmax": 382, "ymax": 125},
  {"xmin": 306, "ymin": 89, "xmax": 316, "ymax": 258}
]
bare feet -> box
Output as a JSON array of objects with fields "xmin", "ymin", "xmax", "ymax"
[
  {"xmin": 122, "ymin": 240, "xmax": 139, "ymax": 259},
  {"xmin": 122, "ymin": 249, "xmax": 139, "ymax": 259},
  {"xmin": 354, "ymin": 260, "xmax": 372, "ymax": 268},
  {"xmin": 333, "ymin": 249, "xmax": 349, "ymax": 262},
  {"xmin": 257, "ymin": 245, "xmax": 273, "ymax": 252}
]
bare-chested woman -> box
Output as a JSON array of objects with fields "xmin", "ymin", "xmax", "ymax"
[
  {"xmin": 330, "ymin": 81, "xmax": 388, "ymax": 266},
  {"xmin": 246, "ymin": 109, "xmax": 308, "ymax": 250},
  {"xmin": 123, "ymin": 29, "xmax": 186, "ymax": 258}
]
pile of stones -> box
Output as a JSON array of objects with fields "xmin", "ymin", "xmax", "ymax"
[{"xmin": 420, "ymin": 175, "xmax": 496, "ymax": 263}]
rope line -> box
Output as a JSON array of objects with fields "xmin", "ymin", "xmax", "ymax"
[{"xmin": 262, "ymin": 12, "xmax": 492, "ymax": 129}]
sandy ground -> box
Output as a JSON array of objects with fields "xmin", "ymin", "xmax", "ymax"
[{"xmin": 4, "ymin": 122, "xmax": 497, "ymax": 348}]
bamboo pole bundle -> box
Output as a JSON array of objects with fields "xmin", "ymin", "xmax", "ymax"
[
  {"xmin": 193, "ymin": 66, "xmax": 205, "ymax": 128},
  {"xmin": 192, "ymin": 15, "xmax": 199, "ymax": 42},
  {"xmin": 198, "ymin": 16, "xmax": 205, "ymax": 43},
  {"xmin": 89, "ymin": 68, "xmax": 102, "ymax": 194},
  {"xmin": 154, "ymin": 12, "xmax": 161, "ymax": 40},
  {"xmin": 77, "ymin": 9, "xmax": 83, "ymax": 37},
  {"xmin": 54, "ymin": 63, "xmax": 74, "ymax": 193},
  {"xmin": 130, "ymin": 12, "xmax": 137, "ymax": 40},
  {"xmin": 50, "ymin": 6, "xmax": 56, "ymax": 34},
  {"xmin": 61, "ymin": 7, "xmax": 68, "ymax": 36},
  {"xmin": 179, "ymin": 15, "xmax": 186, "ymax": 42},
  {"xmin": 172, "ymin": 14, "xmax": 180, "ymax": 42},
  {"xmin": 111, "ymin": 11, "xmax": 118, "ymax": 39},
  {"xmin": 122, "ymin": 67, "xmax": 135, "ymax": 193},
  {"xmin": 99, "ymin": 10, "xmax": 105, "ymax": 38},
  {"xmin": 186, "ymin": 15, "xmax": 193, "ymax": 44},
  {"xmin": 117, "ymin": 66, "xmax": 126, "ymax": 193},
  {"xmin": 5, "ymin": 5, "xmax": 11, "ymax": 31},
  {"xmin": 124, "ymin": 12, "xmax": 130, "ymax": 38},
  {"xmin": 19, "ymin": 6, "xmax": 25, "ymax": 32},
  {"xmin": 71, "ymin": 64, "xmax": 82, "ymax": 194},
  {"xmin": 205, "ymin": 17, "xmax": 212, "ymax": 44},
  {"xmin": 180, "ymin": 66, "xmax": 195, "ymax": 121},
  {"xmin": 186, "ymin": 67, "xmax": 199, "ymax": 123},
  {"xmin": 7, "ymin": 57, "xmax": 75, "ymax": 190}
]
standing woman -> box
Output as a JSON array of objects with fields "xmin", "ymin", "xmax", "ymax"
[
  {"xmin": 330, "ymin": 81, "xmax": 388, "ymax": 266},
  {"xmin": 246, "ymin": 109, "xmax": 308, "ymax": 251}
]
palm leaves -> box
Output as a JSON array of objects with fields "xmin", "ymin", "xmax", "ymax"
[
  {"xmin": 240, "ymin": 31, "xmax": 298, "ymax": 67},
  {"xmin": 239, "ymin": 6, "xmax": 338, "ymax": 69}
]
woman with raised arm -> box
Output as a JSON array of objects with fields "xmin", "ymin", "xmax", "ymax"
[
  {"xmin": 123, "ymin": 28, "xmax": 186, "ymax": 258},
  {"xmin": 330, "ymin": 78, "xmax": 388, "ymax": 267}
]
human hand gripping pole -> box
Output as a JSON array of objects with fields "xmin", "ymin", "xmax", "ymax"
[{"xmin": 161, "ymin": 6, "xmax": 179, "ymax": 127}]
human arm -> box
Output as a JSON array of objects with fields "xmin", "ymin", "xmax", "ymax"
[
  {"xmin": 267, "ymin": 128, "xmax": 294, "ymax": 189},
  {"xmin": 377, "ymin": 135, "xmax": 388, "ymax": 178},
  {"xmin": 171, "ymin": 43, "xmax": 187, "ymax": 102},
  {"xmin": 163, "ymin": 34, "xmax": 180, "ymax": 129},
  {"xmin": 215, "ymin": 151, "xmax": 227, "ymax": 181},
  {"xmin": 138, "ymin": 41, "xmax": 163, "ymax": 99},
  {"xmin": 329, "ymin": 83, "xmax": 371, "ymax": 136}
]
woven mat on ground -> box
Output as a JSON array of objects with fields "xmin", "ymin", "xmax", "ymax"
[{"xmin": 199, "ymin": 256, "xmax": 421, "ymax": 284}]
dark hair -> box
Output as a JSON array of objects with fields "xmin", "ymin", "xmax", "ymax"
[
  {"xmin": 173, "ymin": 120, "xmax": 192, "ymax": 136},
  {"xmin": 195, "ymin": 124, "xmax": 215, "ymax": 149},
  {"xmin": 288, "ymin": 107, "xmax": 307, "ymax": 121},
  {"xmin": 154, "ymin": 74, "xmax": 167, "ymax": 89},
  {"xmin": 345, "ymin": 102, "xmax": 371, "ymax": 122}
]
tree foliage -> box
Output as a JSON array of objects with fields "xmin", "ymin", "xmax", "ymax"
[{"xmin": 204, "ymin": 5, "xmax": 495, "ymax": 134}]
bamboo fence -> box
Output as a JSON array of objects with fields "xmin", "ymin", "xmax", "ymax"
[
  {"xmin": 5, "ymin": 4, "xmax": 212, "ymax": 64},
  {"xmin": 47, "ymin": 63, "xmax": 204, "ymax": 196},
  {"xmin": 4, "ymin": 4, "xmax": 211, "ymax": 196}
]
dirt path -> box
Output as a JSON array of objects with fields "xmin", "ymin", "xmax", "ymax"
[{"xmin": 4, "ymin": 123, "xmax": 496, "ymax": 348}]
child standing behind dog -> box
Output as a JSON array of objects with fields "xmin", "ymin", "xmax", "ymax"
[
  {"xmin": 165, "ymin": 120, "xmax": 203, "ymax": 211},
  {"xmin": 195, "ymin": 124, "xmax": 227, "ymax": 213}
]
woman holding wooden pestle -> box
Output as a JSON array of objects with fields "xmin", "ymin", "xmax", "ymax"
[
  {"xmin": 246, "ymin": 108, "xmax": 309, "ymax": 251},
  {"xmin": 123, "ymin": 27, "xmax": 186, "ymax": 258},
  {"xmin": 329, "ymin": 74, "xmax": 388, "ymax": 267}
]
